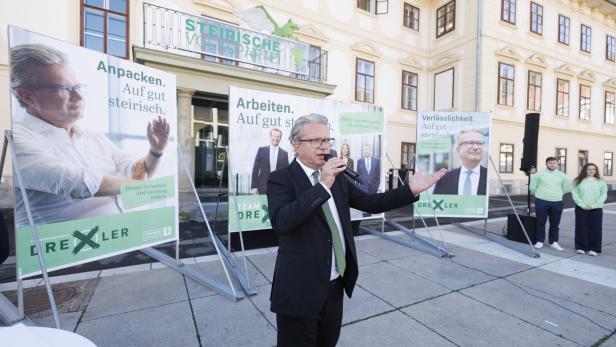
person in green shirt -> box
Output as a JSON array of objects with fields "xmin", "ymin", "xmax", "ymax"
[
  {"xmin": 529, "ymin": 157, "xmax": 569, "ymax": 251},
  {"xmin": 572, "ymin": 163, "xmax": 608, "ymax": 256}
]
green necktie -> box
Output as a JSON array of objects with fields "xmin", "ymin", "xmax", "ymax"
[{"xmin": 312, "ymin": 171, "xmax": 346, "ymax": 277}]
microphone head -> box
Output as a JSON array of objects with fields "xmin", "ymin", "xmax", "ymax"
[{"xmin": 324, "ymin": 154, "xmax": 333, "ymax": 161}]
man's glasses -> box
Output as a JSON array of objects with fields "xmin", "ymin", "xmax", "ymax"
[
  {"xmin": 298, "ymin": 138, "xmax": 335, "ymax": 148},
  {"xmin": 459, "ymin": 141, "xmax": 484, "ymax": 147},
  {"xmin": 29, "ymin": 84, "xmax": 87, "ymax": 98}
]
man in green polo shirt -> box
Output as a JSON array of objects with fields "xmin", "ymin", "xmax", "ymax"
[{"xmin": 529, "ymin": 157, "xmax": 569, "ymax": 251}]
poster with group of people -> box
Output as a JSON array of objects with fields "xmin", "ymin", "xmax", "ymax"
[
  {"xmin": 228, "ymin": 86, "xmax": 386, "ymax": 232},
  {"xmin": 8, "ymin": 26, "xmax": 179, "ymax": 278},
  {"xmin": 416, "ymin": 111, "xmax": 491, "ymax": 218}
]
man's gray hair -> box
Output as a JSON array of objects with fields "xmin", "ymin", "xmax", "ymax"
[
  {"xmin": 288, "ymin": 113, "xmax": 329, "ymax": 144},
  {"xmin": 456, "ymin": 128, "xmax": 484, "ymax": 145},
  {"xmin": 10, "ymin": 44, "xmax": 69, "ymax": 107}
]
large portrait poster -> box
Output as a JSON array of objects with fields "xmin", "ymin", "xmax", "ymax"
[
  {"xmin": 228, "ymin": 86, "xmax": 385, "ymax": 232},
  {"xmin": 8, "ymin": 26, "xmax": 179, "ymax": 278},
  {"xmin": 415, "ymin": 112, "xmax": 491, "ymax": 218}
]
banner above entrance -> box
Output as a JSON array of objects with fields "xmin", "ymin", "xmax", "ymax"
[{"xmin": 143, "ymin": 3, "xmax": 310, "ymax": 76}]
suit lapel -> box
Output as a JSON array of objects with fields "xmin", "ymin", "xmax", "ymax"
[{"xmin": 289, "ymin": 160, "xmax": 328, "ymax": 224}]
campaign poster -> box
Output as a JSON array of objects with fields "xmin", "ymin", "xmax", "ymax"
[
  {"xmin": 415, "ymin": 111, "xmax": 491, "ymax": 218},
  {"xmin": 8, "ymin": 26, "xmax": 179, "ymax": 278},
  {"xmin": 228, "ymin": 86, "xmax": 386, "ymax": 232}
]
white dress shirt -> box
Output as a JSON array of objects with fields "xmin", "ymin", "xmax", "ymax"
[
  {"xmin": 13, "ymin": 113, "xmax": 137, "ymax": 226},
  {"xmin": 457, "ymin": 164, "xmax": 481, "ymax": 195},
  {"xmin": 296, "ymin": 159, "xmax": 346, "ymax": 280},
  {"xmin": 269, "ymin": 145, "xmax": 279, "ymax": 172}
]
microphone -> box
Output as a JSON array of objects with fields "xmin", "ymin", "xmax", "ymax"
[{"xmin": 324, "ymin": 154, "xmax": 363, "ymax": 184}]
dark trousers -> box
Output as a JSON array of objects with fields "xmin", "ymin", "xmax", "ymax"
[
  {"xmin": 276, "ymin": 277, "xmax": 344, "ymax": 347},
  {"xmin": 535, "ymin": 198, "xmax": 563, "ymax": 244},
  {"xmin": 574, "ymin": 206, "xmax": 603, "ymax": 253}
]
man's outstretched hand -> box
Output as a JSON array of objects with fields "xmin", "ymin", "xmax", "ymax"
[
  {"xmin": 147, "ymin": 116, "xmax": 170, "ymax": 154},
  {"xmin": 408, "ymin": 168, "xmax": 446, "ymax": 195}
]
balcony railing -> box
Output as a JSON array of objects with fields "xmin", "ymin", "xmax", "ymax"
[{"xmin": 142, "ymin": 3, "xmax": 328, "ymax": 84}]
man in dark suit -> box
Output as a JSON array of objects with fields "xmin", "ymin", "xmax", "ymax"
[
  {"xmin": 250, "ymin": 128, "xmax": 289, "ymax": 195},
  {"xmin": 356, "ymin": 144, "xmax": 380, "ymax": 194},
  {"xmin": 267, "ymin": 114, "xmax": 445, "ymax": 346},
  {"xmin": 433, "ymin": 128, "xmax": 488, "ymax": 195}
]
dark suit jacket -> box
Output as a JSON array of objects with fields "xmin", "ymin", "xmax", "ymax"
[
  {"xmin": 267, "ymin": 159, "xmax": 418, "ymax": 318},
  {"xmin": 432, "ymin": 166, "xmax": 487, "ymax": 195},
  {"xmin": 356, "ymin": 157, "xmax": 380, "ymax": 193},
  {"xmin": 251, "ymin": 146, "xmax": 289, "ymax": 194}
]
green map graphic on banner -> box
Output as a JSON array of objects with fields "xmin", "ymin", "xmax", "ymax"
[{"xmin": 16, "ymin": 207, "xmax": 176, "ymax": 278}]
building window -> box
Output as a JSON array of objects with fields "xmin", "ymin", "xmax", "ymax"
[
  {"xmin": 434, "ymin": 68, "xmax": 454, "ymax": 110},
  {"xmin": 401, "ymin": 142, "xmax": 416, "ymax": 171},
  {"xmin": 556, "ymin": 148, "xmax": 567, "ymax": 173},
  {"xmin": 607, "ymin": 35, "xmax": 616, "ymax": 62},
  {"xmin": 81, "ymin": 0, "xmax": 129, "ymax": 58},
  {"xmin": 581, "ymin": 24, "xmax": 592, "ymax": 53},
  {"xmin": 498, "ymin": 62, "xmax": 514, "ymax": 106},
  {"xmin": 556, "ymin": 78, "xmax": 570, "ymax": 117},
  {"xmin": 579, "ymin": 84, "xmax": 591, "ymax": 120},
  {"xmin": 501, "ymin": 0, "xmax": 516, "ymax": 24},
  {"xmin": 605, "ymin": 152, "xmax": 614, "ymax": 176},
  {"xmin": 499, "ymin": 144, "xmax": 514, "ymax": 173},
  {"xmin": 606, "ymin": 91, "xmax": 616, "ymax": 124},
  {"xmin": 402, "ymin": 70, "xmax": 418, "ymax": 111},
  {"xmin": 404, "ymin": 3, "xmax": 420, "ymax": 31},
  {"xmin": 357, "ymin": 0, "xmax": 389, "ymax": 14},
  {"xmin": 308, "ymin": 46, "xmax": 323, "ymax": 82},
  {"xmin": 530, "ymin": 2, "xmax": 543, "ymax": 35},
  {"xmin": 558, "ymin": 15, "xmax": 570, "ymax": 45},
  {"xmin": 436, "ymin": 1, "xmax": 455, "ymax": 38},
  {"xmin": 578, "ymin": 150, "xmax": 588, "ymax": 173},
  {"xmin": 356, "ymin": 58, "xmax": 375, "ymax": 103},
  {"xmin": 527, "ymin": 71, "xmax": 542, "ymax": 111}
]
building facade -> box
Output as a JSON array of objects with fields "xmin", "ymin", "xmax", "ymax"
[{"xmin": 1, "ymin": 0, "xmax": 615, "ymax": 202}]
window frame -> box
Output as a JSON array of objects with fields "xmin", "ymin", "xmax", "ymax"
[
  {"xmin": 605, "ymin": 90, "xmax": 616, "ymax": 124},
  {"xmin": 499, "ymin": 143, "xmax": 514, "ymax": 173},
  {"xmin": 581, "ymin": 24, "xmax": 592, "ymax": 53},
  {"xmin": 403, "ymin": 3, "xmax": 420, "ymax": 31},
  {"xmin": 436, "ymin": 0, "xmax": 456, "ymax": 38},
  {"xmin": 605, "ymin": 152, "xmax": 614, "ymax": 176},
  {"xmin": 401, "ymin": 70, "xmax": 418, "ymax": 111},
  {"xmin": 527, "ymin": 70, "xmax": 542, "ymax": 111},
  {"xmin": 501, "ymin": 0, "xmax": 516, "ymax": 24},
  {"xmin": 530, "ymin": 2, "xmax": 543, "ymax": 35},
  {"xmin": 401, "ymin": 142, "xmax": 416, "ymax": 171},
  {"xmin": 558, "ymin": 15, "xmax": 570, "ymax": 45},
  {"xmin": 579, "ymin": 84, "xmax": 591, "ymax": 120},
  {"xmin": 355, "ymin": 58, "xmax": 375, "ymax": 104},
  {"xmin": 578, "ymin": 150, "xmax": 589, "ymax": 173},
  {"xmin": 556, "ymin": 147, "xmax": 567, "ymax": 173},
  {"xmin": 497, "ymin": 62, "xmax": 515, "ymax": 107},
  {"xmin": 556, "ymin": 78, "xmax": 570, "ymax": 117},
  {"xmin": 607, "ymin": 35, "xmax": 616, "ymax": 62},
  {"xmin": 80, "ymin": 0, "xmax": 130, "ymax": 59}
]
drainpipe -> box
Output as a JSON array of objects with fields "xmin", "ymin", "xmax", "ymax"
[{"xmin": 475, "ymin": 0, "xmax": 482, "ymax": 112}]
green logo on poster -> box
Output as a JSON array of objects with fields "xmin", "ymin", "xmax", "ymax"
[
  {"xmin": 72, "ymin": 226, "xmax": 101, "ymax": 255},
  {"xmin": 432, "ymin": 199, "xmax": 445, "ymax": 211}
]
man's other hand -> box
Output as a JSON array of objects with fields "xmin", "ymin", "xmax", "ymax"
[
  {"xmin": 409, "ymin": 168, "xmax": 446, "ymax": 195},
  {"xmin": 320, "ymin": 157, "xmax": 346, "ymax": 189}
]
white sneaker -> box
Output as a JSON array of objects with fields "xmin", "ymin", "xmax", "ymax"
[
  {"xmin": 534, "ymin": 242, "xmax": 544, "ymax": 249},
  {"xmin": 588, "ymin": 251, "xmax": 598, "ymax": 256},
  {"xmin": 576, "ymin": 250, "xmax": 586, "ymax": 254},
  {"xmin": 550, "ymin": 242, "xmax": 564, "ymax": 251}
]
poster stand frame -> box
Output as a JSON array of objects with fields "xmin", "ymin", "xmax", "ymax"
[
  {"xmin": 451, "ymin": 155, "xmax": 539, "ymax": 258},
  {"xmin": 358, "ymin": 153, "xmax": 454, "ymax": 258},
  {"xmin": 141, "ymin": 147, "xmax": 257, "ymax": 302},
  {"xmin": 0, "ymin": 131, "xmax": 60, "ymax": 328}
]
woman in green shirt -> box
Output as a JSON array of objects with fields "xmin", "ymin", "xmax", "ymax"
[{"xmin": 572, "ymin": 163, "xmax": 608, "ymax": 256}]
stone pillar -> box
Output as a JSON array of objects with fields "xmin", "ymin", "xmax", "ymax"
[{"xmin": 176, "ymin": 88, "xmax": 195, "ymax": 193}]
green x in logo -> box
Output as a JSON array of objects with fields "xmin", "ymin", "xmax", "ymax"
[
  {"xmin": 72, "ymin": 226, "xmax": 100, "ymax": 255},
  {"xmin": 432, "ymin": 199, "xmax": 445, "ymax": 211},
  {"xmin": 260, "ymin": 204, "xmax": 270, "ymax": 223}
]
